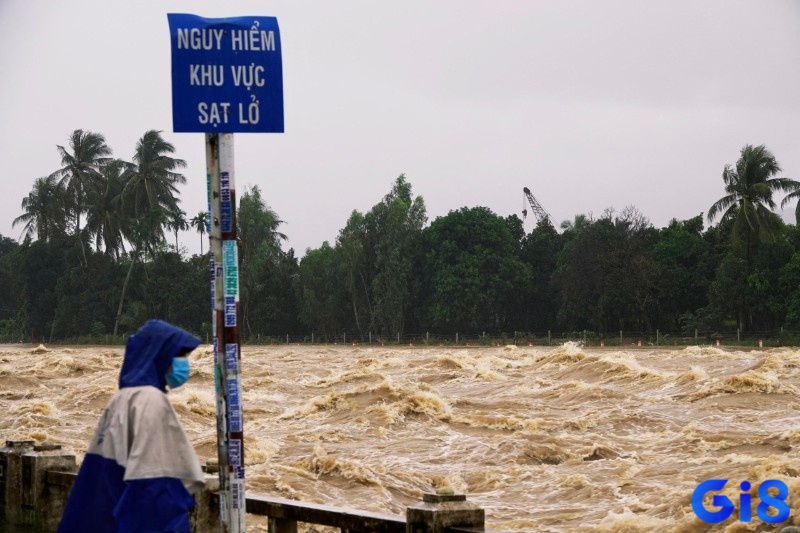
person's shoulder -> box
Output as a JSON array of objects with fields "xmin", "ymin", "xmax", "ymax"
[{"xmin": 119, "ymin": 385, "xmax": 171, "ymax": 409}]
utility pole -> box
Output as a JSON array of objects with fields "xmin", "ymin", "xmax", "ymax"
[{"xmin": 207, "ymin": 132, "xmax": 246, "ymax": 530}]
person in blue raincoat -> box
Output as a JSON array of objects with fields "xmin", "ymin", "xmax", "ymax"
[{"xmin": 58, "ymin": 319, "xmax": 206, "ymax": 533}]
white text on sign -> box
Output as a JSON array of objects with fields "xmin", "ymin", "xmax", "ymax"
[
  {"xmin": 177, "ymin": 28, "xmax": 276, "ymax": 52},
  {"xmin": 190, "ymin": 65, "xmax": 266, "ymax": 88},
  {"xmin": 198, "ymin": 101, "xmax": 260, "ymax": 126}
]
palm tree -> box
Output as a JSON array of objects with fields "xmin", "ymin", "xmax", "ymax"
[
  {"xmin": 113, "ymin": 130, "xmax": 185, "ymax": 336},
  {"xmin": 122, "ymin": 130, "xmax": 186, "ymax": 220},
  {"xmin": 13, "ymin": 175, "xmax": 68, "ymax": 242},
  {"xmin": 779, "ymin": 181, "xmax": 800, "ymax": 224},
  {"xmin": 559, "ymin": 213, "xmax": 591, "ymax": 233},
  {"xmin": 707, "ymin": 144, "xmax": 791, "ymax": 261},
  {"xmin": 190, "ymin": 210, "xmax": 208, "ymax": 254},
  {"xmin": 84, "ymin": 160, "xmax": 127, "ymax": 259},
  {"xmin": 165, "ymin": 206, "xmax": 188, "ymax": 252},
  {"xmin": 48, "ymin": 129, "xmax": 113, "ymax": 263}
]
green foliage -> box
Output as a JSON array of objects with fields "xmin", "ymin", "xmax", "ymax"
[
  {"xmin": 517, "ymin": 218, "xmax": 560, "ymax": 330},
  {"xmin": 364, "ymin": 175, "xmax": 426, "ymax": 335},
  {"xmin": 652, "ymin": 215, "xmax": 714, "ymax": 331},
  {"xmin": 8, "ymin": 135, "xmax": 800, "ymax": 341},
  {"xmin": 236, "ymin": 185, "xmax": 299, "ymax": 338},
  {"xmin": 554, "ymin": 207, "xmax": 659, "ymax": 334},
  {"xmin": 90, "ymin": 321, "xmax": 106, "ymax": 336},
  {"xmin": 421, "ymin": 206, "xmax": 530, "ymax": 332},
  {"xmin": 309, "ymin": 175, "xmax": 427, "ymax": 339},
  {"xmin": 779, "ymin": 252, "xmax": 800, "ymax": 328},
  {"xmin": 297, "ymin": 242, "xmax": 348, "ymax": 338}
]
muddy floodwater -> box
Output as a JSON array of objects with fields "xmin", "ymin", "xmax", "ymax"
[{"xmin": 3, "ymin": 342, "xmax": 800, "ymax": 532}]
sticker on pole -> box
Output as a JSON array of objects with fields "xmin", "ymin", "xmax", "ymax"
[{"xmin": 168, "ymin": 13, "xmax": 284, "ymax": 133}]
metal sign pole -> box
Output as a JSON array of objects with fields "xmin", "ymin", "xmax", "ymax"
[{"xmin": 207, "ymin": 132, "xmax": 245, "ymax": 532}]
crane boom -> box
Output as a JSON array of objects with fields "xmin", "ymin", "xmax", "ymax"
[{"xmin": 522, "ymin": 187, "xmax": 551, "ymax": 224}]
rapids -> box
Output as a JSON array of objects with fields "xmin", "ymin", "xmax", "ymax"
[{"xmin": 2, "ymin": 342, "xmax": 800, "ymax": 532}]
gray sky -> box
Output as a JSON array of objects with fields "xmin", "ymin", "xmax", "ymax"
[{"xmin": 1, "ymin": 0, "xmax": 799, "ymax": 257}]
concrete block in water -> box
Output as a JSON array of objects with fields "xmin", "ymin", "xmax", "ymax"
[{"xmin": 406, "ymin": 492, "xmax": 484, "ymax": 533}]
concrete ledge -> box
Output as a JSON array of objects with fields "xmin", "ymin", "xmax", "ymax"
[
  {"xmin": 244, "ymin": 493, "xmax": 406, "ymax": 532},
  {"xmin": 32, "ymin": 468, "xmax": 500, "ymax": 532}
]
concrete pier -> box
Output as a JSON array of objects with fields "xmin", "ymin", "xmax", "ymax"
[
  {"xmin": 407, "ymin": 493, "xmax": 485, "ymax": 533},
  {"xmin": 0, "ymin": 440, "xmax": 77, "ymax": 531}
]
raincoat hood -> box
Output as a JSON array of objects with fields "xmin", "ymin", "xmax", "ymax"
[{"xmin": 119, "ymin": 320, "xmax": 201, "ymax": 391}]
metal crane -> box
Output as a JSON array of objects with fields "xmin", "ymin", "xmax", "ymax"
[{"xmin": 522, "ymin": 187, "xmax": 551, "ymax": 224}]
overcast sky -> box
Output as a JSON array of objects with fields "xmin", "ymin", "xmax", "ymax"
[{"xmin": 1, "ymin": 1, "xmax": 798, "ymax": 257}]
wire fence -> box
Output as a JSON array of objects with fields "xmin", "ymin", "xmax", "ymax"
[
  {"xmin": 6, "ymin": 329, "xmax": 799, "ymax": 348},
  {"xmin": 239, "ymin": 329, "xmax": 799, "ymax": 349}
]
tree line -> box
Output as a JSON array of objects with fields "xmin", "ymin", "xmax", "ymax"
[{"xmin": 3, "ymin": 132, "xmax": 800, "ymax": 343}]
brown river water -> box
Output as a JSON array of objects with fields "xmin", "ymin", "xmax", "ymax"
[{"xmin": 2, "ymin": 342, "xmax": 800, "ymax": 532}]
